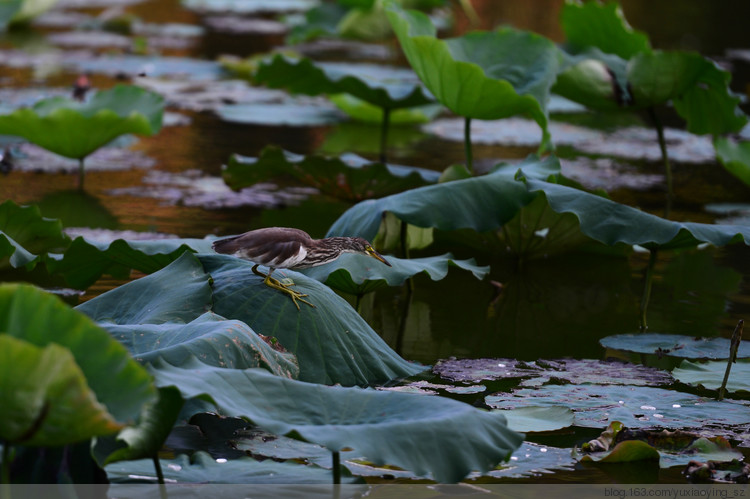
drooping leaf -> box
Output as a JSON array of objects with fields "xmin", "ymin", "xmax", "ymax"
[
  {"xmin": 0, "ymin": 200, "xmax": 69, "ymax": 270},
  {"xmin": 386, "ymin": 2, "xmax": 561, "ymax": 147},
  {"xmin": 486, "ymin": 384, "xmax": 750, "ymax": 432},
  {"xmin": 715, "ymin": 137, "xmax": 750, "ymax": 187},
  {"xmin": 202, "ymin": 253, "xmax": 426, "ymax": 385},
  {"xmin": 149, "ymin": 358, "xmax": 523, "ymax": 483},
  {"xmin": 254, "ymin": 54, "xmax": 434, "ymax": 110},
  {"xmin": 0, "ymin": 283, "xmax": 155, "ymax": 423},
  {"xmin": 300, "ymin": 252, "xmax": 489, "ymax": 295},
  {"xmin": 0, "ymin": 85, "xmax": 164, "ymax": 160},
  {"xmin": 600, "ymin": 333, "xmax": 750, "ymax": 360},
  {"xmin": 0, "ymin": 335, "xmax": 123, "ymax": 446},
  {"xmin": 224, "ymin": 146, "xmax": 439, "ymax": 202},
  {"xmin": 672, "ymin": 360, "xmax": 750, "ymax": 394},
  {"xmin": 560, "ymin": 0, "xmax": 651, "ymax": 60}
]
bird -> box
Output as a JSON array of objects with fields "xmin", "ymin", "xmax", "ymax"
[{"xmin": 212, "ymin": 227, "xmax": 391, "ymax": 309}]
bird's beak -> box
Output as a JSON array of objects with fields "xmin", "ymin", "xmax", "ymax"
[{"xmin": 367, "ymin": 248, "xmax": 391, "ymax": 267}]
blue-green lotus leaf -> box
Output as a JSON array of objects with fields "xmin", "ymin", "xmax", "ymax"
[
  {"xmin": 672, "ymin": 360, "xmax": 750, "ymax": 395},
  {"xmin": 254, "ymin": 54, "xmax": 434, "ymax": 110},
  {"xmin": 300, "ymin": 252, "xmax": 488, "ymax": 295},
  {"xmin": 0, "ymin": 200, "xmax": 69, "ymax": 271},
  {"xmin": 0, "ymin": 283, "xmax": 155, "ymax": 423},
  {"xmin": 149, "ymin": 358, "xmax": 523, "ymax": 483},
  {"xmin": 0, "ymin": 85, "xmax": 164, "ymax": 160},
  {"xmin": 386, "ymin": 2, "xmax": 560, "ymax": 146},
  {"xmin": 224, "ymin": 146, "xmax": 439, "ymax": 202},
  {"xmin": 0, "ymin": 335, "xmax": 123, "ymax": 446},
  {"xmin": 715, "ymin": 137, "xmax": 750, "ymax": 187},
  {"xmin": 600, "ymin": 333, "xmax": 750, "ymax": 360}
]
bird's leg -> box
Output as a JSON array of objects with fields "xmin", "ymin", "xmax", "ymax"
[{"xmin": 252, "ymin": 264, "xmax": 315, "ymax": 310}]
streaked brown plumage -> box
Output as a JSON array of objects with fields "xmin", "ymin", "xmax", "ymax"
[{"xmin": 212, "ymin": 227, "xmax": 390, "ymax": 309}]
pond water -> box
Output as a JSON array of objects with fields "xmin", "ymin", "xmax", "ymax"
[{"xmin": 1, "ymin": 0, "xmax": 749, "ymax": 485}]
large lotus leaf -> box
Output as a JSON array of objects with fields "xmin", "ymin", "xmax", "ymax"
[
  {"xmin": 0, "ymin": 283, "xmax": 155, "ymax": 423},
  {"xmin": 102, "ymin": 312, "xmax": 299, "ymax": 378},
  {"xmin": 76, "ymin": 251, "xmax": 213, "ymax": 325},
  {"xmin": 0, "ymin": 200, "xmax": 69, "ymax": 270},
  {"xmin": 628, "ymin": 51, "xmax": 747, "ymax": 135},
  {"xmin": 255, "ymin": 54, "xmax": 433, "ymax": 110},
  {"xmin": 715, "ymin": 137, "xmax": 750, "ymax": 187},
  {"xmin": 50, "ymin": 236, "xmax": 213, "ymax": 289},
  {"xmin": 386, "ymin": 3, "xmax": 560, "ymax": 145},
  {"xmin": 201, "ymin": 253, "xmax": 425, "ymax": 385},
  {"xmin": 672, "ymin": 360, "xmax": 750, "ymax": 394},
  {"xmin": 524, "ymin": 178, "xmax": 750, "ymax": 250},
  {"xmin": 224, "ymin": 146, "xmax": 439, "ymax": 202},
  {"xmin": 149, "ymin": 358, "xmax": 523, "ymax": 483},
  {"xmin": 0, "ymin": 335, "xmax": 122, "ymax": 446},
  {"xmin": 106, "ymin": 451, "xmax": 360, "ymax": 485},
  {"xmin": 486, "ymin": 384, "xmax": 750, "ymax": 431},
  {"xmin": 0, "ymin": 85, "xmax": 164, "ymax": 159},
  {"xmin": 326, "ymin": 154, "xmax": 560, "ymax": 240},
  {"xmin": 560, "ymin": 0, "xmax": 651, "ymax": 60},
  {"xmin": 600, "ymin": 333, "xmax": 750, "ymax": 360},
  {"xmin": 300, "ymin": 252, "xmax": 488, "ymax": 295}
]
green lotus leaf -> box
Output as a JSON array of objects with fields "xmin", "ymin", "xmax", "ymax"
[
  {"xmin": 715, "ymin": 137, "xmax": 750, "ymax": 187},
  {"xmin": 149, "ymin": 358, "xmax": 523, "ymax": 483},
  {"xmin": 0, "ymin": 283, "xmax": 155, "ymax": 423},
  {"xmin": 202, "ymin": 253, "xmax": 425, "ymax": 385},
  {"xmin": 581, "ymin": 440, "xmax": 660, "ymax": 464},
  {"xmin": 224, "ymin": 146, "xmax": 439, "ymax": 202},
  {"xmin": 300, "ymin": 252, "xmax": 488, "ymax": 295},
  {"xmin": 560, "ymin": 0, "xmax": 651, "ymax": 60},
  {"xmin": 552, "ymin": 49, "xmax": 631, "ymax": 111},
  {"xmin": 0, "ymin": 85, "xmax": 163, "ymax": 160},
  {"xmin": 672, "ymin": 360, "xmax": 750, "ymax": 394},
  {"xmin": 600, "ymin": 333, "xmax": 750, "ymax": 360},
  {"xmin": 386, "ymin": 2, "xmax": 560, "ymax": 145},
  {"xmin": 326, "ymin": 154, "xmax": 560, "ymax": 240},
  {"xmin": 286, "ymin": 3, "xmax": 347, "ymax": 44},
  {"xmin": 0, "ymin": 200, "xmax": 69, "ymax": 271},
  {"xmin": 1, "ymin": 0, "xmax": 57, "ymax": 30},
  {"xmin": 106, "ymin": 450, "xmax": 360, "ymax": 485},
  {"xmin": 254, "ymin": 54, "xmax": 434, "ymax": 110},
  {"xmin": 498, "ymin": 406, "xmax": 574, "ymax": 433},
  {"xmin": 0, "ymin": 335, "xmax": 123, "ymax": 446},
  {"xmin": 486, "ymin": 384, "xmax": 750, "ymax": 431},
  {"xmin": 328, "ymin": 93, "xmax": 442, "ymax": 124}
]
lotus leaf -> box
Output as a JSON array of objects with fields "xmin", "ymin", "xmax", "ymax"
[
  {"xmin": 499, "ymin": 406, "xmax": 574, "ymax": 433},
  {"xmin": 106, "ymin": 451, "xmax": 360, "ymax": 484},
  {"xmin": 581, "ymin": 440, "xmax": 660, "ymax": 464},
  {"xmin": 486, "ymin": 384, "xmax": 750, "ymax": 431},
  {"xmin": 286, "ymin": 3, "xmax": 346, "ymax": 44},
  {"xmin": 386, "ymin": 3, "xmax": 560, "ymax": 147},
  {"xmin": 0, "ymin": 283, "xmax": 155, "ymax": 423},
  {"xmin": 1, "ymin": 0, "xmax": 56, "ymax": 30},
  {"xmin": 224, "ymin": 146, "xmax": 439, "ymax": 202},
  {"xmin": 202, "ymin": 253, "xmax": 426, "ymax": 385},
  {"xmin": 0, "ymin": 336, "xmax": 122, "ymax": 446},
  {"xmin": 715, "ymin": 137, "xmax": 750, "ymax": 187},
  {"xmin": 600, "ymin": 333, "xmax": 750, "ymax": 360},
  {"xmin": 300, "ymin": 252, "xmax": 489, "ymax": 295},
  {"xmin": 0, "ymin": 200, "xmax": 68, "ymax": 270},
  {"xmin": 672, "ymin": 360, "xmax": 750, "ymax": 394},
  {"xmin": 328, "ymin": 94, "xmax": 442, "ymax": 124},
  {"xmin": 254, "ymin": 54, "xmax": 434, "ymax": 110},
  {"xmin": 182, "ymin": 0, "xmax": 317, "ymax": 15},
  {"xmin": 149, "ymin": 358, "xmax": 523, "ymax": 483},
  {"xmin": 216, "ymin": 102, "xmax": 344, "ymax": 126},
  {"xmin": 0, "ymin": 85, "xmax": 164, "ymax": 160}
]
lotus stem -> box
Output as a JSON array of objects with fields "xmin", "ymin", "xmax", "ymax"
[
  {"xmin": 153, "ymin": 454, "xmax": 168, "ymax": 499},
  {"xmin": 457, "ymin": 0, "xmax": 480, "ymax": 28},
  {"xmin": 639, "ymin": 248, "xmax": 658, "ymax": 331},
  {"xmin": 718, "ymin": 319, "xmax": 743, "ymax": 401},
  {"xmin": 332, "ymin": 450, "xmax": 341, "ymax": 485},
  {"xmin": 464, "ymin": 117, "xmax": 473, "ymax": 174},
  {"xmin": 648, "ymin": 107, "xmax": 672, "ymax": 219},
  {"xmin": 77, "ymin": 158, "xmax": 85, "ymax": 191},
  {"xmin": 379, "ymin": 107, "xmax": 391, "ymax": 164}
]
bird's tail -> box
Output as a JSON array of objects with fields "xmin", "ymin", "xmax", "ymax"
[{"xmin": 212, "ymin": 234, "xmax": 242, "ymax": 254}]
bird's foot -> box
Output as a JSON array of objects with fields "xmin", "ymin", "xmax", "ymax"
[{"xmin": 263, "ymin": 278, "xmax": 315, "ymax": 310}]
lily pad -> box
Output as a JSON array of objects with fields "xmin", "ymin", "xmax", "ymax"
[
  {"xmin": 224, "ymin": 146, "xmax": 439, "ymax": 202},
  {"xmin": 485, "ymin": 384, "xmax": 750, "ymax": 433},
  {"xmin": 672, "ymin": 360, "xmax": 750, "ymax": 394},
  {"xmin": 182, "ymin": 0, "xmax": 317, "ymax": 15},
  {"xmin": 216, "ymin": 100, "xmax": 344, "ymax": 126},
  {"xmin": 479, "ymin": 442, "xmax": 576, "ymax": 479},
  {"xmin": 499, "ymin": 406, "xmax": 574, "ymax": 433},
  {"xmin": 73, "ymin": 55, "xmax": 221, "ymax": 80},
  {"xmin": 386, "ymin": 2, "xmax": 561, "ymax": 147},
  {"xmin": 149, "ymin": 358, "xmax": 523, "ymax": 483},
  {"xmin": 600, "ymin": 333, "xmax": 750, "ymax": 360},
  {"xmin": 0, "ymin": 335, "xmax": 123, "ymax": 446},
  {"xmin": 300, "ymin": 252, "xmax": 489, "ymax": 295}
]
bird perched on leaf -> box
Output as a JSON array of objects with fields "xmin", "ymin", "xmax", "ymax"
[{"xmin": 212, "ymin": 227, "xmax": 391, "ymax": 309}]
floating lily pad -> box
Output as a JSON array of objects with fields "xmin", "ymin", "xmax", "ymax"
[
  {"xmin": 224, "ymin": 146, "xmax": 439, "ymax": 202},
  {"xmin": 499, "ymin": 406, "xmax": 574, "ymax": 433},
  {"xmin": 486, "ymin": 384, "xmax": 750, "ymax": 433},
  {"xmin": 182, "ymin": 0, "xmax": 317, "ymax": 15},
  {"xmin": 600, "ymin": 333, "xmax": 750, "ymax": 360},
  {"xmin": 11, "ymin": 142, "xmax": 156, "ymax": 173},
  {"xmin": 216, "ymin": 100, "xmax": 344, "ymax": 126},
  {"xmin": 73, "ymin": 55, "xmax": 221, "ymax": 80},
  {"xmin": 478, "ymin": 442, "xmax": 576, "ymax": 479},
  {"xmin": 136, "ymin": 78, "xmax": 287, "ymax": 112},
  {"xmin": 672, "ymin": 360, "xmax": 750, "ymax": 394},
  {"xmin": 432, "ymin": 357, "xmax": 672, "ymax": 388}
]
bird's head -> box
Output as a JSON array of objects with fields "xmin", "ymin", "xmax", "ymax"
[{"xmin": 352, "ymin": 237, "xmax": 391, "ymax": 267}]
